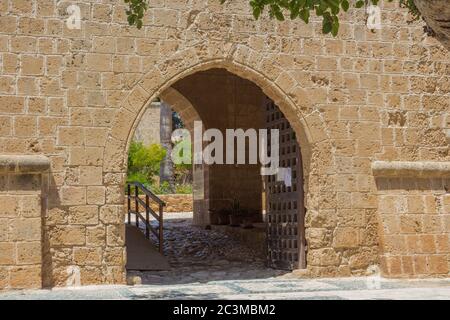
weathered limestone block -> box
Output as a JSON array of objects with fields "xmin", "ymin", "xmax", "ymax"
[
  {"xmin": 9, "ymin": 266, "xmax": 42, "ymax": 289},
  {"xmin": 73, "ymin": 248, "xmax": 102, "ymax": 266},
  {"xmin": 99, "ymin": 205, "xmax": 123, "ymax": 224},
  {"xmin": 333, "ymin": 227, "xmax": 360, "ymax": 249},
  {"xmin": 48, "ymin": 225, "xmax": 86, "ymax": 246},
  {"xmin": 106, "ymin": 224, "xmax": 125, "ymax": 247},
  {"xmin": 68, "ymin": 206, "xmax": 99, "ymax": 225},
  {"xmin": 86, "ymin": 225, "xmax": 106, "ymax": 246}
]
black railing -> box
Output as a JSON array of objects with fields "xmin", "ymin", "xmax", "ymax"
[{"xmin": 127, "ymin": 182, "xmax": 165, "ymax": 254}]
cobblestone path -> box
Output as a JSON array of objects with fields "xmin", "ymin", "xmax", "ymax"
[{"xmin": 129, "ymin": 212, "xmax": 287, "ymax": 285}]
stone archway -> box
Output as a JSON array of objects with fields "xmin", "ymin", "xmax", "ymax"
[
  {"xmin": 125, "ymin": 66, "xmax": 315, "ymax": 277},
  {"xmin": 104, "ymin": 54, "xmax": 335, "ymax": 200},
  {"xmin": 103, "ymin": 54, "xmax": 339, "ymax": 279},
  {"xmin": 159, "ymin": 87, "xmax": 201, "ymax": 132}
]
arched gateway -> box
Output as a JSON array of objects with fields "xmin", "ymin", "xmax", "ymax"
[{"xmin": 0, "ymin": 0, "xmax": 449, "ymax": 289}]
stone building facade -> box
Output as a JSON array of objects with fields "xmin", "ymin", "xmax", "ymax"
[
  {"xmin": 0, "ymin": 0, "xmax": 449, "ymax": 289},
  {"xmin": 133, "ymin": 101, "xmax": 161, "ymax": 146}
]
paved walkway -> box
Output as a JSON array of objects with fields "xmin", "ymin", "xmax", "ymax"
[
  {"xmin": 1, "ymin": 277, "xmax": 450, "ymax": 300},
  {"xmin": 128, "ymin": 212, "xmax": 280, "ymax": 285}
]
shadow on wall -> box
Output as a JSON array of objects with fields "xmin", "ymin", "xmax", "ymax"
[{"xmin": 42, "ymin": 171, "xmax": 62, "ymax": 288}]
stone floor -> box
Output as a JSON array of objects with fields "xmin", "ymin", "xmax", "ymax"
[{"xmin": 130, "ymin": 212, "xmax": 286, "ymax": 285}]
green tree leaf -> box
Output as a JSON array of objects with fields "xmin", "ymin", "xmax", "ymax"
[
  {"xmin": 341, "ymin": 0, "xmax": 349, "ymax": 11},
  {"xmin": 355, "ymin": 0, "xmax": 365, "ymax": 8},
  {"xmin": 299, "ymin": 8, "xmax": 310, "ymax": 23},
  {"xmin": 331, "ymin": 15, "xmax": 339, "ymax": 36},
  {"xmin": 322, "ymin": 19, "xmax": 332, "ymax": 34}
]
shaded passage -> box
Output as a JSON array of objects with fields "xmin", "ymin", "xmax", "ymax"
[{"xmin": 128, "ymin": 212, "xmax": 288, "ymax": 285}]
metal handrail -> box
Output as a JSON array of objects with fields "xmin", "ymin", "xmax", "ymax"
[
  {"xmin": 127, "ymin": 181, "xmax": 166, "ymax": 206},
  {"xmin": 127, "ymin": 182, "xmax": 165, "ymax": 254}
]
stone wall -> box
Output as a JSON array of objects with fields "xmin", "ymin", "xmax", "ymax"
[
  {"xmin": 158, "ymin": 194, "xmax": 193, "ymax": 213},
  {"xmin": 132, "ymin": 102, "xmax": 161, "ymax": 146},
  {"xmin": 132, "ymin": 194, "xmax": 193, "ymax": 213},
  {"xmin": 0, "ymin": 0, "xmax": 449, "ymax": 288},
  {"xmin": 0, "ymin": 155, "xmax": 49, "ymax": 289},
  {"xmin": 446, "ymin": 115, "xmax": 450, "ymax": 145},
  {"xmin": 373, "ymin": 161, "xmax": 450, "ymax": 277}
]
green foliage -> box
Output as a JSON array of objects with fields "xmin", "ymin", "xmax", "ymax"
[
  {"xmin": 124, "ymin": 0, "xmax": 421, "ymax": 37},
  {"xmin": 127, "ymin": 140, "xmax": 192, "ymax": 195},
  {"xmin": 150, "ymin": 181, "xmax": 171, "ymax": 194},
  {"xmin": 247, "ymin": 0, "xmax": 420, "ymax": 37},
  {"xmin": 127, "ymin": 141, "xmax": 167, "ymax": 187},
  {"xmin": 127, "ymin": 171, "xmax": 149, "ymax": 186},
  {"xmin": 124, "ymin": 0, "xmax": 148, "ymax": 29},
  {"xmin": 175, "ymin": 183, "xmax": 193, "ymax": 194},
  {"xmin": 148, "ymin": 182, "xmax": 192, "ymax": 195},
  {"xmin": 172, "ymin": 138, "xmax": 193, "ymax": 186}
]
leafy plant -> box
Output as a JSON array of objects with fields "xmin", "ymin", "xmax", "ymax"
[
  {"xmin": 127, "ymin": 141, "xmax": 167, "ymax": 187},
  {"xmin": 172, "ymin": 136, "xmax": 193, "ymax": 184},
  {"xmin": 124, "ymin": 0, "xmax": 421, "ymax": 36},
  {"xmin": 150, "ymin": 181, "xmax": 172, "ymax": 194},
  {"xmin": 127, "ymin": 171, "xmax": 150, "ymax": 187},
  {"xmin": 175, "ymin": 183, "xmax": 193, "ymax": 194},
  {"xmin": 124, "ymin": 0, "xmax": 148, "ymax": 29}
]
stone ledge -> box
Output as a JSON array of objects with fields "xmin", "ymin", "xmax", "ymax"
[
  {"xmin": 0, "ymin": 155, "xmax": 51, "ymax": 174},
  {"xmin": 446, "ymin": 129, "xmax": 450, "ymax": 145},
  {"xmin": 372, "ymin": 161, "xmax": 450, "ymax": 178}
]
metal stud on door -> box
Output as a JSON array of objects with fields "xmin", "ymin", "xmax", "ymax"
[{"xmin": 264, "ymin": 97, "xmax": 306, "ymax": 270}]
